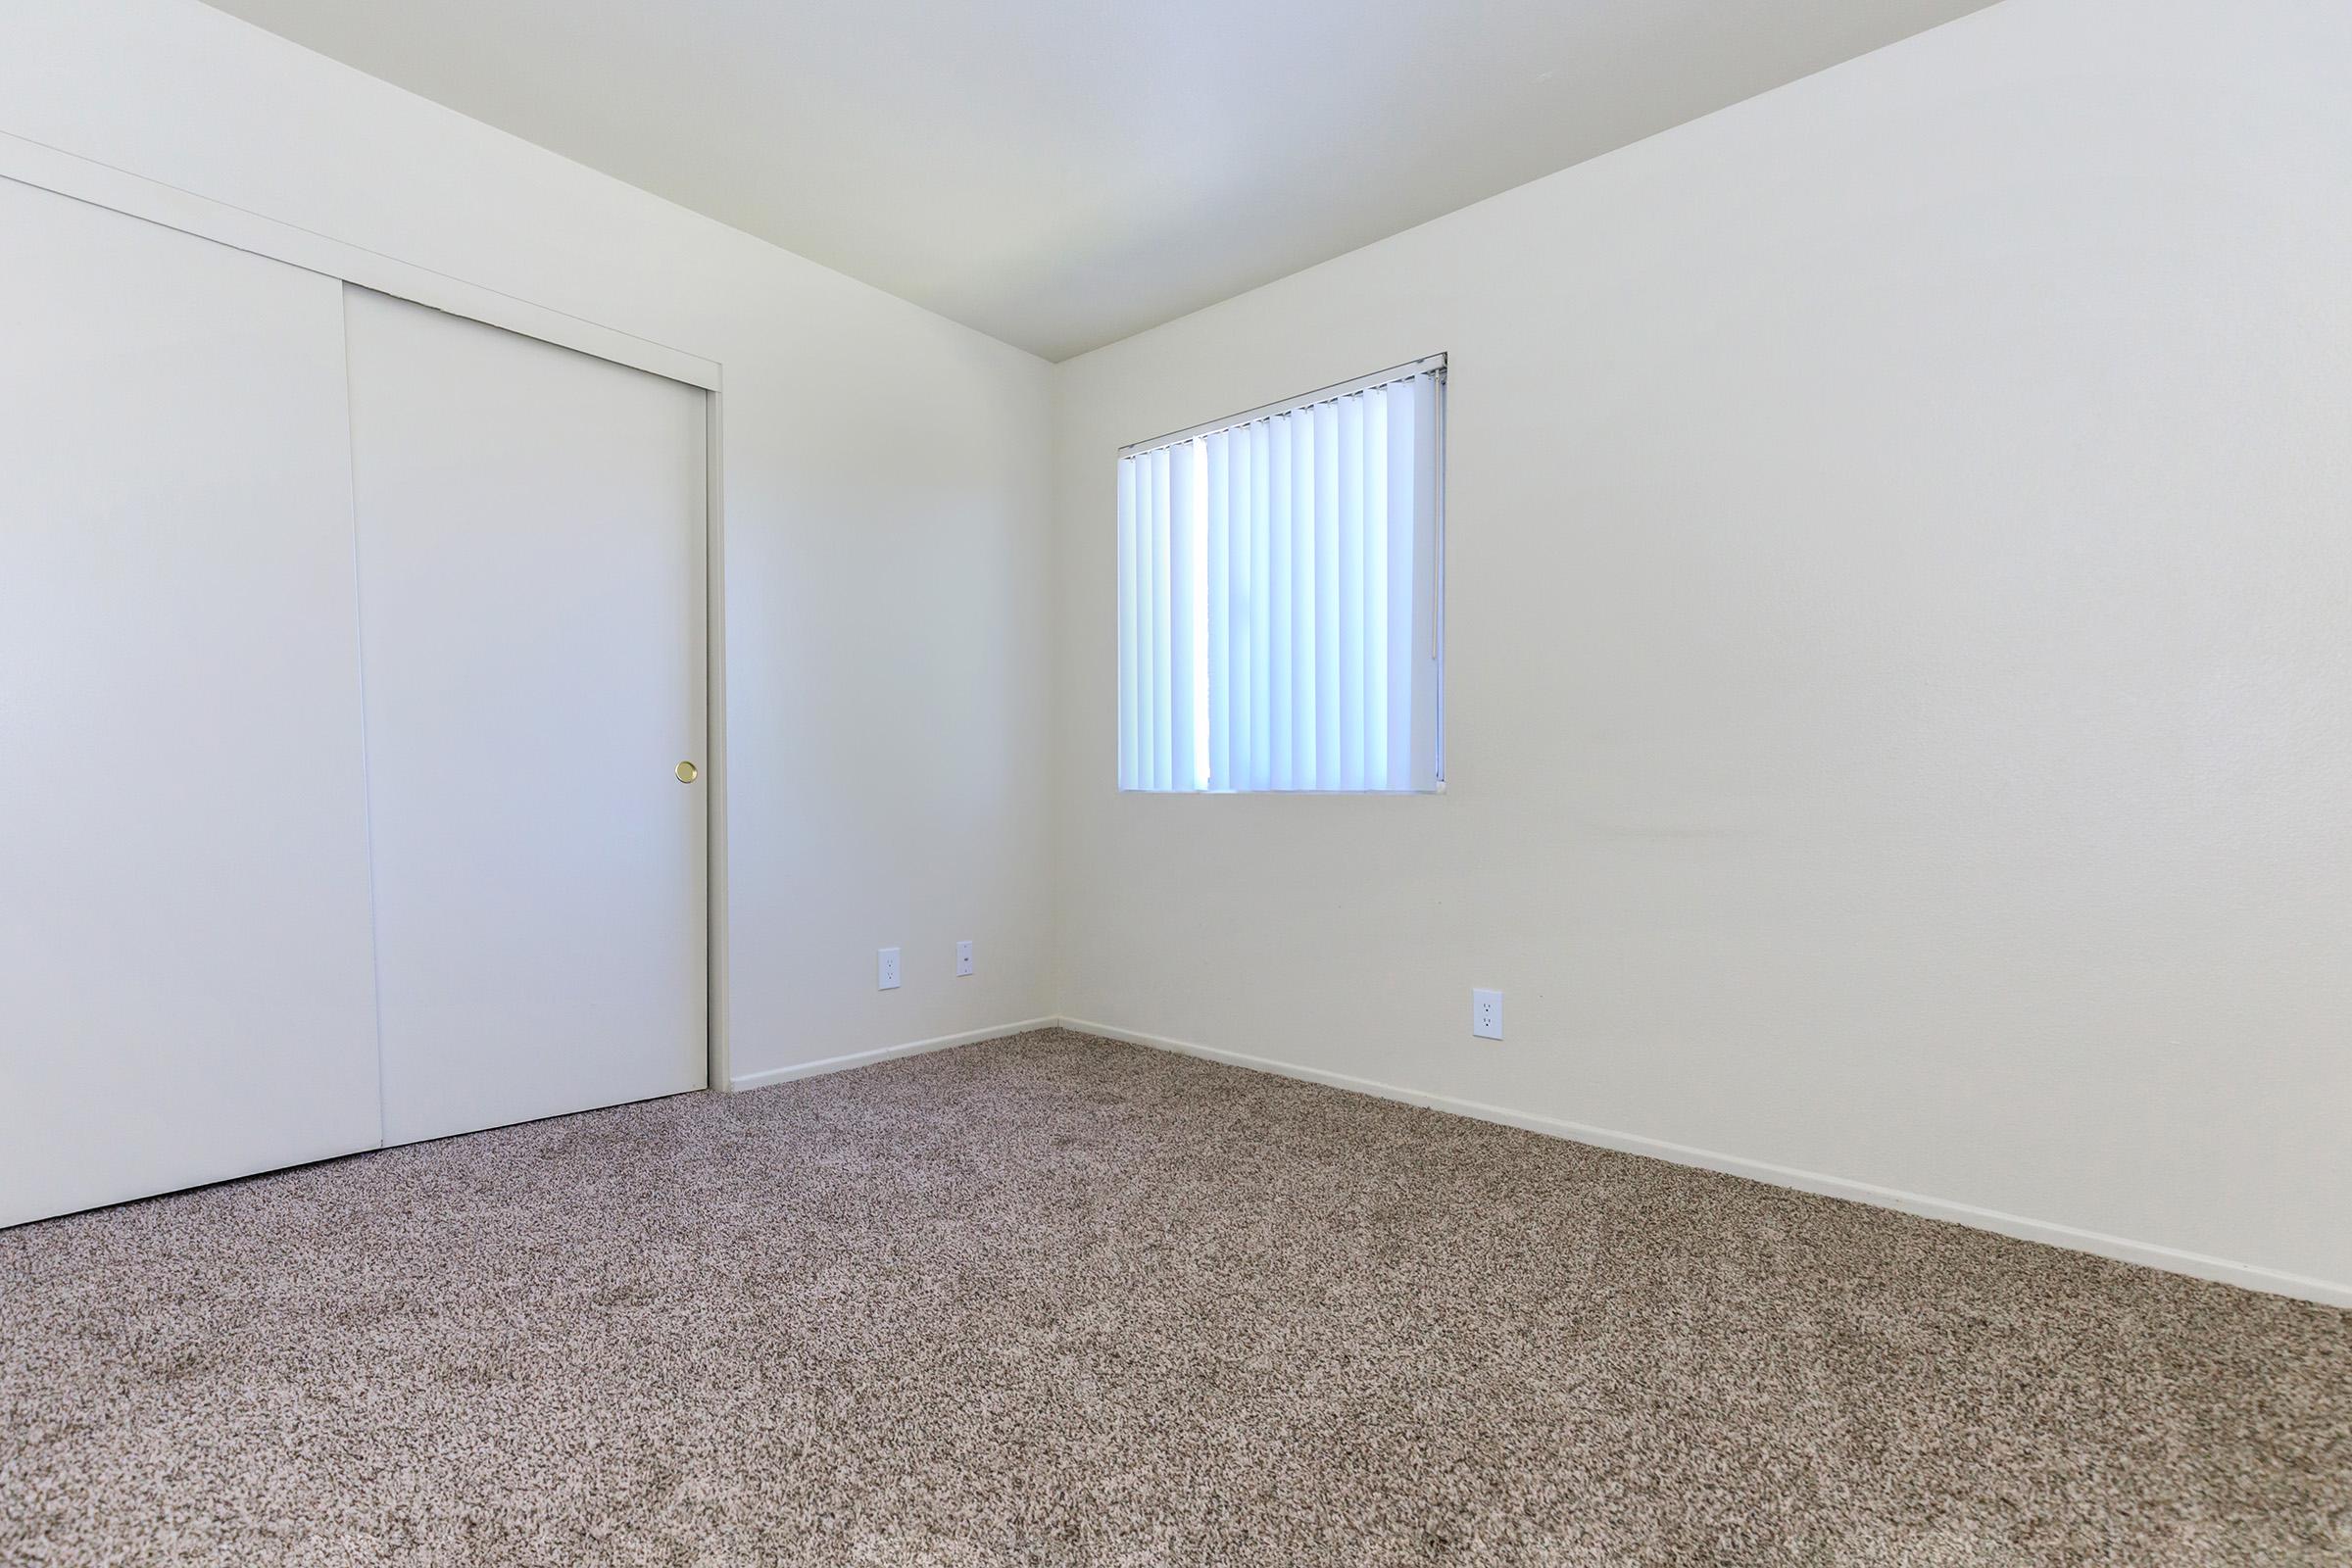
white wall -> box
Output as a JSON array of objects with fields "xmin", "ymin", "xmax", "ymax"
[
  {"xmin": 1051, "ymin": 0, "xmax": 2352, "ymax": 1298},
  {"xmin": 4, "ymin": 0, "xmax": 1058, "ymax": 1084},
  {"xmin": 13, "ymin": 0, "xmax": 2342, "ymax": 1299}
]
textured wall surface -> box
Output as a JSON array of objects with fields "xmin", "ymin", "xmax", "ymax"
[{"xmin": 1052, "ymin": 0, "xmax": 2352, "ymax": 1293}]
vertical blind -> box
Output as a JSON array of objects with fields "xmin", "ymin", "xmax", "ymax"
[{"xmin": 1117, "ymin": 358, "xmax": 1444, "ymax": 793}]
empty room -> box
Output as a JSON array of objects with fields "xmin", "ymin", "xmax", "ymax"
[{"xmin": 2, "ymin": 0, "xmax": 2346, "ymax": 1562}]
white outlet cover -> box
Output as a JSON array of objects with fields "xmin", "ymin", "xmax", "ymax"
[
  {"xmin": 1472, "ymin": 988, "xmax": 1503, "ymax": 1040},
  {"xmin": 878, "ymin": 947, "xmax": 901, "ymax": 990},
  {"xmin": 956, "ymin": 939, "xmax": 974, "ymax": 976}
]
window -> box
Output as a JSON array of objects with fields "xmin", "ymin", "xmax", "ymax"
[{"xmin": 1116, "ymin": 356, "xmax": 1445, "ymax": 793}]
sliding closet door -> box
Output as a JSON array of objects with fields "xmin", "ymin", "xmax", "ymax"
[
  {"xmin": 0, "ymin": 180, "xmax": 383, "ymax": 1226},
  {"xmin": 342, "ymin": 288, "xmax": 708, "ymax": 1147}
]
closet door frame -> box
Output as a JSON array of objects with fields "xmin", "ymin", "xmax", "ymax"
[{"xmin": 0, "ymin": 131, "xmax": 737, "ymax": 1095}]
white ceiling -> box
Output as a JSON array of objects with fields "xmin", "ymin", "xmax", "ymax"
[{"xmin": 199, "ymin": 0, "xmax": 1998, "ymax": 361}]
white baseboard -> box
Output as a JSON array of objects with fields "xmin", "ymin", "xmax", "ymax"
[
  {"xmin": 728, "ymin": 1017, "xmax": 1057, "ymax": 1092},
  {"xmin": 1056, "ymin": 1016, "xmax": 2352, "ymax": 1310}
]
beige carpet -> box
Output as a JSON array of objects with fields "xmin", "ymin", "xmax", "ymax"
[{"xmin": 2, "ymin": 1028, "xmax": 2346, "ymax": 1567}]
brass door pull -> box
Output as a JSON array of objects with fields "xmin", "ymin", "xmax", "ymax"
[{"xmin": 675, "ymin": 760, "xmax": 699, "ymax": 783}]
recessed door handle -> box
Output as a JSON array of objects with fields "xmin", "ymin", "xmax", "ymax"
[{"xmin": 675, "ymin": 760, "xmax": 699, "ymax": 783}]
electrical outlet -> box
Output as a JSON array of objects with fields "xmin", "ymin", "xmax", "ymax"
[
  {"xmin": 1472, "ymin": 988, "xmax": 1503, "ymax": 1041},
  {"xmin": 956, "ymin": 940, "xmax": 974, "ymax": 977},
  {"xmin": 877, "ymin": 947, "xmax": 901, "ymax": 990}
]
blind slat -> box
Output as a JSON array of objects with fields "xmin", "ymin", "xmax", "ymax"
[
  {"xmin": 1205, "ymin": 430, "xmax": 1231, "ymax": 790},
  {"xmin": 1250, "ymin": 417, "xmax": 1273, "ymax": 790},
  {"xmin": 1385, "ymin": 380, "xmax": 1415, "ymax": 790},
  {"xmin": 1169, "ymin": 442, "xmax": 1199, "ymax": 791},
  {"xmin": 1313, "ymin": 398, "xmax": 1340, "ymax": 788},
  {"xmin": 1149, "ymin": 446, "xmax": 1170, "ymax": 790},
  {"xmin": 1117, "ymin": 457, "xmax": 1139, "ymax": 790},
  {"xmin": 1269, "ymin": 413, "xmax": 1295, "ymax": 790},
  {"xmin": 1227, "ymin": 426, "xmax": 1253, "ymax": 791},
  {"xmin": 1365, "ymin": 384, "xmax": 1391, "ymax": 791},
  {"xmin": 1337, "ymin": 391, "xmax": 1364, "ymax": 791},
  {"xmin": 1293, "ymin": 408, "xmax": 1317, "ymax": 786}
]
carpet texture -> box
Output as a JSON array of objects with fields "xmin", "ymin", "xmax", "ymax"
[{"xmin": 2, "ymin": 1028, "xmax": 2346, "ymax": 1567}]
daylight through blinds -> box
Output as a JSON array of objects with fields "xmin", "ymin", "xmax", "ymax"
[{"xmin": 1116, "ymin": 360, "xmax": 1443, "ymax": 793}]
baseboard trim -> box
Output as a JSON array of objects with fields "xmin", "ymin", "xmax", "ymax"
[
  {"xmin": 728, "ymin": 1017, "xmax": 1057, "ymax": 1092},
  {"xmin": 1056, "ymin": 1016, "xmax": 2352, "ymax": 1310}
]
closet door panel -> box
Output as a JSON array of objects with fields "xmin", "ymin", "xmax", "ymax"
[
  {"xmin": 342, "ymin": 288, "xmax": 707, "ymax": 1147},
  {"xmin": 0, "ymin": 179, "xmax": 384, "ymax": 1226}
]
